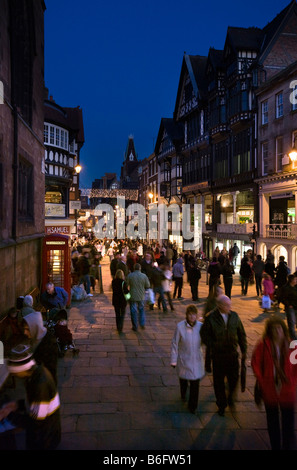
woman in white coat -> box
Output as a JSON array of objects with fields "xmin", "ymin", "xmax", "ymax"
[{"xmin": 171, "ymin": 304, "xmax": 205, "ymax": 414}]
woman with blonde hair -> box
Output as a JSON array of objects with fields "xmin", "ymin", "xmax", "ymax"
[
  {"xmin": 251, "ymin": 317, "xmax": 297, "ymax": 450},
  {"xmin": 111, "ymin": 269, "xmax": 129, "ymax": 333}
]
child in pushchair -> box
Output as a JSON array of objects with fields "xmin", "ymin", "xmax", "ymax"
[{"xmin": 51, "ymin": 309, "xmax": 79, "ymax": 357}]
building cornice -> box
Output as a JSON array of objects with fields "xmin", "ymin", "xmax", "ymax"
[{"xmin": 255, "ymin": 171, "xmax": 297, "ymax": 185}]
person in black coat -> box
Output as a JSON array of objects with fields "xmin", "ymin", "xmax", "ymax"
[
  {"xmin": 221, "ymin": 258, "xmax": 235, "ymax": 299},
  {"xmin": 275, "ymin": 256, "xmax": 289, "ymax": 290},
  {"xmin": 264, "ymin": 260, "xmax": 276, "ymax": 281},
  {"xmin": 239, "ymin": 257, "xmax": 252, "ymax": 296},
  {"xmin": 188, "ymin": 261, "xmax": 201, "ymax": 301},
  {"xmin": 112, "ymin": 269, "xmax": 129, "ymax": 333},
  {"xmin": 207, "ymin": 257, "xmax": 221, "ymax": 294},
  {"xmin": 110, "ymin": 252, "xmax": 121, "ymax": 279}
]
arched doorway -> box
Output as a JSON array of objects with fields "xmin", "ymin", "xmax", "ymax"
[
  {"xmin": 271, "ymin": 244, "xmax": 288, "ymax": 264},
  {"xmin": 259, "ymin": 242, "xmax": 267, "ymax": 261},
  {"xmin": 292, "ymin": 246, "xmax": 297, "ymax": 273}
]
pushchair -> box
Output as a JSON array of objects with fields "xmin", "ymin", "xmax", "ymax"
[{"xmin": 46, "ymin": 309, "xmax": 79, "ymax": 358}]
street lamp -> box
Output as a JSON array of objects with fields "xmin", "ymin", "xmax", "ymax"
[
  {"xmin": 74, "ymin": 163, "xmax": 82, "ymax": 174},
  {"xmin": 289, "ymin": 138, "xmax": 297, "ymax": 168},
  {"xmin": 148, "ymin": 192, "xmax": 153, "ymax": 200}
]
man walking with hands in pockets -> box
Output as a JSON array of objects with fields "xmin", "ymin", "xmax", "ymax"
[{"xmin": 200, "ymin": 294, "xmax": 247, "ymax": 416}]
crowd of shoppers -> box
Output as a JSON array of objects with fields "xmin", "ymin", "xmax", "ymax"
[{"xmin": 1, "ymin": 231, "xmax": 297, "ymax": 450}]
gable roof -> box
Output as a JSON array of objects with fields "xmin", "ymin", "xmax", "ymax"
[
  {"xmin": 173, "ymin": 54, "xmax": 208, "ymax": 120},
  {"xmin": 207, "ymin": 48, "xmax": 224, "ymax": 70},
  {"xmin": 44, "ymin": 99, "xmax": 85, "ymax": 144},
  {"xmin": 224, "ymin": 26, "xmax": 264, "ymax": 55},
  {"xmin": 154, "ymin": 117, "xmax": 184, "ymax": 156},
  {"xmin": 257, "ymin": 0, "xmax": 297, "ymax": 63}
]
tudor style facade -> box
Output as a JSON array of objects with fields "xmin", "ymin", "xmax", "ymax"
[
  {"xmin": 44, "ymin": 95, "xmax": 84, "ymax": 236},
  {"xmin": 154, "ymin": 117, "xmax": 184, "ymax": 248},
  {"xmin": 153, "ymin": 0, "xmax": 297, "ymax": 267}
]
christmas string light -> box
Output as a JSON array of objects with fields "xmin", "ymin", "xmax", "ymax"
[{"xmin": 80, "ymin": 188, "xmax": 139, "ymax": 201}]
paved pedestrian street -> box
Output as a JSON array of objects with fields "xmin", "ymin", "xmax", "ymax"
[{"xmin": 11, "ymin": 258, "xmax": 292, "ymax": 453}]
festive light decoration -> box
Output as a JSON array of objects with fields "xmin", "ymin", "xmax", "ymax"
[{"xmin": 80, "ymin": 188, "xmax": 139, "ymax": 201}]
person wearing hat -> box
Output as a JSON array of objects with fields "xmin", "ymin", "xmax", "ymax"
[
  {"xmin": 0, "ymin": 343, "xmax": 61, "ymax": 450},
  {"xmin": 22, "ymin": 311, "xmax": 59, "ymax": 384}
]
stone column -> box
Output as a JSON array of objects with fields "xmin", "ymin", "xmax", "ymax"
[
  {"xmin": 259, "ymin": 192, "xmax": 270, "ymax": 238},
  {"xmin": 232, "ymin": 192, "xmax": 237, "ymax": 224},
  {"xmin": 295, "ymin": 190, "xmax": 297, "ymax": 224}
]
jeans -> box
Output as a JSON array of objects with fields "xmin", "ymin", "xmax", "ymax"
[
  {"xmin": 130, "ymin": 300, "xmax": 145, "ymax": 329},
  {"xmin": 154, "ymin": 286, "xmax": 167, "ymax": 311},
  {"xmin": 286, "ymin": 307, "xmax": 297, "ymax": 340},
  {"xmin": 79, "ymin": 274, "xmax": 91, "ymax": 294}
]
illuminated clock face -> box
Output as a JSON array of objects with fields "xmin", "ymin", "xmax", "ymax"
[{"xmin": 129, "ymin": 153, "xmax": 134, "ymax": 161}]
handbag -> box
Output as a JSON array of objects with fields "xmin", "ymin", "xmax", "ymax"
[
  {"xmin": 122, "ymin": 281, "xmax": 131, "ymax": 301},
  {"xmin": 254, "ymin": 380, "xmax": 262, "ymax": 406}
]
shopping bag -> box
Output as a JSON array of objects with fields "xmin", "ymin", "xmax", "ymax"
[
  {"xmin": 262, "ymin": 295, "xmax": 271, "ymax": 309},
  {"xmin": 122, "ymin": 281, "xmax": 131, "ymax": 301},
  {"xmin": 145, "ymin": 288, "xmax": 155, "ymax": 304}
]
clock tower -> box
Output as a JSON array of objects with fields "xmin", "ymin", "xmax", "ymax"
[{"xmin": 120, "ymin": 135, "xmax": 140, "ymax": 189}]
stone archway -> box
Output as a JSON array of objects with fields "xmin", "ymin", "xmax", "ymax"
[
  {"xmin": 271, "ymin": 244, "xmax": 288, "ymax": 264},
  {"xmin": 258, "ymin": 242, "xmax": 267, "ymax": 261},
  {"xmin": 292, "ymin": 246, "xmax": 297, "ymax": 273}
]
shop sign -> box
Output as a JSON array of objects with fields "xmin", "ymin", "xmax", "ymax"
[
  {"xmin": 69, "ymin": 200, "xmax": 81, "ymax": 214},
  {"xmin": 45, "ymin": 203, "xmax": 65, "ymax": 217},
  {"xmin": 271, "ymin": 192, "xmax": 293, "ymax": 199},
  {"xmin": 45, "ymin": 226, "xmax": 70, "ymax": 235}
]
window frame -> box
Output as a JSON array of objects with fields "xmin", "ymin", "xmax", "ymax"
[{"xmin": 275, "ymin": 92, "xmax": 283, "ymax": 119}]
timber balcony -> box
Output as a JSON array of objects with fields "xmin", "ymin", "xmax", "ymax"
[{"xmin": 265, "ymin": 224, "xmax": 297, "ymax": 239}]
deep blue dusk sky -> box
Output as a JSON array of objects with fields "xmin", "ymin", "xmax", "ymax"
[{"xmin": 44, "ymin": 0, "xmax": 291, "ymax": 189}]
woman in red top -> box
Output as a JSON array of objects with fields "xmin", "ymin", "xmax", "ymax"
[{"xmin": 251, "ymin": 317, "xmax": 297, "ymax": 450}]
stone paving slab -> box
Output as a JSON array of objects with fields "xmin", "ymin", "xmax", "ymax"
[
  {"xmin": 54, "ymin": 257, "xmax": 283, "ymax": 452},
  {"xmin": 8, "ymin": 256, "xmax": 294, "ymax": 454}
]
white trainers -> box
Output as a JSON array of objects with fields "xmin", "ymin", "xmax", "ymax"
[{"xmin": 87, "ymin": 293, "xmax": 93, "ymax": 297}]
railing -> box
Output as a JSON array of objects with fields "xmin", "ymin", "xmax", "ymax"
[
  {"xmin": 266, "ymin": 224, "xmax": 297, "ymax": 239},
  {"xmin": 217, "ymin": 223, "xmax": 256, "ymax": 234}
]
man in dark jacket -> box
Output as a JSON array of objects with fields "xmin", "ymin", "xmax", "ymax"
[
  {"xmin": 275, "ymin": 256, "xmax": 289, "ymax": 290},
  {"xmin": 200, "ymin": 294, "xmax": 247, "ymax": 416},
  {"xmin": 281, "ymin": 274, "xmax": 297, "ymax": 340},
  {"xmin": 253, "ymin": 254, "xmax": 265, "ymax": 297},
  {"xmin": 151, "ymin": 265, "xmax": 167, "ymax": 312},
  {"xmin": 239, "ymin": 257, "xmax": 252, "ymax": 296},
  {"xmin": 207, "ymin": 257, "xmax": 221, "ymax": 294},
  {"xmin": 141, "ymin": 252, "xmax": 155, "ymax": 309},
  {"xmin": 188, "ymin": 261, "xmax": 201, "ymax": 301},
  {"xmin": 41, "ymin": 282, "xmax": 69, "ymax": 311}
]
